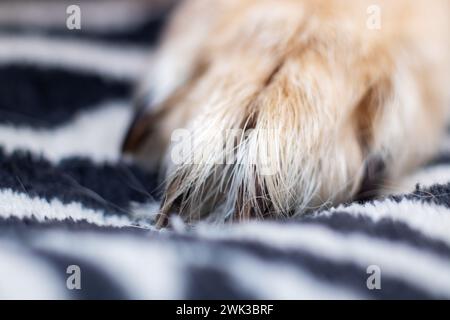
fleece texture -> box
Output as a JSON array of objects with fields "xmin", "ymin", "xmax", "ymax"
[{"xmin": 1, "ymin": 0, "xmax": 450, "ymax": 299}]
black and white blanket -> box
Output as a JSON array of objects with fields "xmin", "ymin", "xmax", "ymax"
[{"xmin": 1, "ymin": 0, "xmax": 450, "ymax": 300}]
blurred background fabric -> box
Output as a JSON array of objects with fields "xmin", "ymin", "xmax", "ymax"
[{"xmin": 0, "ymin": 0, "xmax": 450, "ymax": 299}]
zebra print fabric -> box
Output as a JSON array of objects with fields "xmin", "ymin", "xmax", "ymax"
[{"xmin": 1, "ymin": 0, "xmax": 450, "ymax": 299}]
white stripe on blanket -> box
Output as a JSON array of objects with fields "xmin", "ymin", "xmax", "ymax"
[
  {"xmin": 0, "ymin": 101, "xmax": 133, "ymax": 163},
  {"xmin": 0, "ymin": 35, "xmax": 151, "ymax": 80},
  {"xmin": 0, "ymin": 189, "xmax": 140, "ymax": 228},
  {"xmin": 0, "ymin": 241, "xmax": 67, "ymax": 300}
]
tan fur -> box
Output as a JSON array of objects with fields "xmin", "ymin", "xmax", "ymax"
[{"xmin": 123, "ymin": 0, "xmax": 450, "ymax": 226}]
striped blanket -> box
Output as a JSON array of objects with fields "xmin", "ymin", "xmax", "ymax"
[{"xmin": 1, "ymin": 0, "xmax": 450, "ymax": 300}]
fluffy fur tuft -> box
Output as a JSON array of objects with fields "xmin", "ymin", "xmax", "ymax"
[{"xmin": 123, "ymin": 0, "xmax": 450, "ymax": 226}]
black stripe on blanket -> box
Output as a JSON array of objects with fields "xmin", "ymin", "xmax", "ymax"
[
  {"xmin": 391, "ymin": 183, "xmax": 450, "ymax": 209},
  {"xmin": 425, "ymin": 154, "xmax": 450, "ymax": 168},
  {"xmin": 0, "ymin": 65, "xmax": 131, "ymax": 127},
  {"xmin": 34, "ymin": 248, "xmax": 128, "ymax": 300},
  {"xmin": 185, "ymin": 266, "xmax": 257, "ymax": 300},
  {"xmin": 0, "ymin": 149, "xmax": 160, "ymax": 214}
]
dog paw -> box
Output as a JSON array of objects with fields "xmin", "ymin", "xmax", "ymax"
[{"xmin": 123, "ymin": 0, "xmax": 449, "ymax": 226}]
